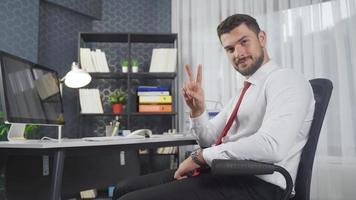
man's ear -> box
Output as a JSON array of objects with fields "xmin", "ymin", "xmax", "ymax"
[{"xmin": 258, "ymin": 31, "xmax": 266, "ymax": 48}]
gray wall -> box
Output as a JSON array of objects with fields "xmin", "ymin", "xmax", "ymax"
[
  {"xmin": 0, "ymin": 0, "xmax": 40, "ymax": 63},
  {"xmin": 0, "ymin": 0, "xmax": 172, "ymax": 138},
  {"xmin": 46, "ymin": 0, "xmax": 102, "ymax": 19},
  {"xmin": 93, "ymin": 0, "xmax": 171, "ymax": 32}
]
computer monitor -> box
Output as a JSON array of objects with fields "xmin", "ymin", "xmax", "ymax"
[{"xmin": 0, "ymin": 51, "xmax": 64, "ymax": 141}]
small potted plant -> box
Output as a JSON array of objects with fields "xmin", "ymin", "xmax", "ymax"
[
  {"xmin": 120, "ymin": 59, "xmax": 128, "ymax": 73},
  {"xmin": 132, "ymin": 58, "xmax": 140, "ymax": 73},
  {"xmin": 108, "ymin": 89, "xmax": 128, "ymax": 113}
]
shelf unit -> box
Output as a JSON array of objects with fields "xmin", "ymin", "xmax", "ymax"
[{"xmin": 77, "ymin": 32, "xmax": 179, "ymax": 137}]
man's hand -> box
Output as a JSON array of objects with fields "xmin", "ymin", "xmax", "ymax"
[
  {"xmin": 174, "ymin": 149, "xmax": 207, "ymax": 180},
  {"xmin": 182, "ymin": 64, "xmax": 205, "ymax": 118},
  {"xmin": 174, "ymin": 157, "xmax": 200, "ymax": 180}
]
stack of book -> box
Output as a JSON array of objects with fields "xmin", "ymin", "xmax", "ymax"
[
  {"xmin": 137, "ymin": 86, "xmax": 172, "ymax": 112},
  {"xmin": 157, "ymin": 146, "xmax": 177, "ymax": 154},
  {"xmin": 80, "ymin": 189, "xmax": 97, "ymax": 199},
  {"xmin": 79, "ymin": 89, "xmax": 104, "ymax": 114},
  {"xmin": 80, "ymin": 48, "xmax": 110, "ymax": 72}
]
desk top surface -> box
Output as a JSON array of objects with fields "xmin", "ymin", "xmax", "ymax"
[{"xmin": 0, "ymin": 135, "xmax": 196, "ymax": 149}]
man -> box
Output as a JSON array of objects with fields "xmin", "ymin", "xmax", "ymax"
[{"xmin": 113, "ymin": 14, "xmax": 315, "ymax": 200}]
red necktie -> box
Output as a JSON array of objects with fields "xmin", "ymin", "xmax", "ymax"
[
  {"xmin": 192, "ymin": 81, "xmax": 251, "ymax": 177},
  {"xmin": 214, "ymin": 81, "xmax": 251, "ymax": 145}
]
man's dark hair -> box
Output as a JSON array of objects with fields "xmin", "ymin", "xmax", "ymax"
[{"xmin": 217, "ymin": 14, "xmax": 260, "ymax": 39}]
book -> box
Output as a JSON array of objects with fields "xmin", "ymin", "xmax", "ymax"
[
  {"xmin": 98, "ymin": 50, "xmax": 110, "ymax": 72},
  {"xmin": 137, "ymin": 86, "xmax": 169, "ymax": 92},
  {"xmin": 139, "ymin": 95, "xmax": 172, "ymax": 104},
  {"xmin": 90, "ymin": 50, "xmax": 100, "ymax": 72},
  {"xmin": 138, "ymin": 104, "xmax": 172, "ymax": 112},
  {"xmin": 137, "ymin": 91, "xmax": 170, "ymax": 96},
  {"xmin": 80, "ymin": 48, "xmax": 95, "ymax": 72},
  {"xmin": 94, "ymin": 49, "xmax": 110, "ymax": 72},
  {"xmin": 79, "ymin": 48, "xmax": 110, "ymax": 72},
  {"xmin": 149, "ymin": 48, "xmax": 177, "ymax": 72}
]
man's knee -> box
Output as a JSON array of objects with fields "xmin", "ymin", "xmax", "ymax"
[{"xmin": 113, "ymin": 169, "xmax": 175, "ymax": 199}]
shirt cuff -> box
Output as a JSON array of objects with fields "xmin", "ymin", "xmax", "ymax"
[{"xmin": 202, "ymin": 145, "xmax": 230, "ymax": 166}]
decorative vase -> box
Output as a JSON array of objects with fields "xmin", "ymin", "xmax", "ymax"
[
  {"xmin": 112, "ymin": 103, "xmax": 123, "ymax": 113},
  {"xmin": 122, "ymin": 66, "xmax": 128, "ymax": 73},
  {"xmin": 132, "ymin": 66, "xmax": 138, "ymax": 73}
]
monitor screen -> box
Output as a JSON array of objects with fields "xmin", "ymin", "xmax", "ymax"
[{"xmin": 0, "ymin": 51, "xmax": 64, "ymax": 125}]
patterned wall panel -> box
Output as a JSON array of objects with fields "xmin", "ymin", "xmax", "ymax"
[
  {"xmin": 38, "ymin": 1, "xmax": 92, "ymax": 75},
  {"xmin": 0, "ymin": 0, "xmax": 39, "ymax": 63},
  {"xmin": 92, "ymin": 0, "xmax": 171, "ymax": 33},
  {"xmin": 45, "ymin": 0, "xmax": 102, "ymax": 19},
  {"xmin": 38, "ymin": 1, "xmax": 93, "ymax": 137}
]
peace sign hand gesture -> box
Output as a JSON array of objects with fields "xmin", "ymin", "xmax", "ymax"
[{"xmin": 182, "ymin": 64, "xmax": 205, "ymax": 118}]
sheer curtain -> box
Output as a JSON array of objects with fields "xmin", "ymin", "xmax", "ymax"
[{"xmin": 172, "ymin": 0, "xmax": 356, "ymax": 199}]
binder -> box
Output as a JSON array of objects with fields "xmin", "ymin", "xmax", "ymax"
[
  {"xmin": 138, "ymin": 105, "xmax": 172, "ymax": 112},
  {"xmin": 139, "ymin": 95, "xmax": 172, "ymax": 104}
]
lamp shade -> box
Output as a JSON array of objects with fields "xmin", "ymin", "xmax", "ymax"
[{"xmin": 64, "ymin": 62, "xmax": 92, "ymax": 88}]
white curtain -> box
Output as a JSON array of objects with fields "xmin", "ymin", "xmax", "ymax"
[{"xmin": 172, "ymin": 0, "xmax": 356, "ymax": 199}]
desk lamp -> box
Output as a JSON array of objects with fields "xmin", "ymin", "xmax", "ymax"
[{"xmin": 62, "ymin": 62, "xmax": 92, "ymax": 88}]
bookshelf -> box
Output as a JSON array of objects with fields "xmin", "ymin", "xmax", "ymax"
[
  {"xmin": 77, "ymin": 33, "xmax": 179, "ymax": 170},
  {"xmin": 77, "ymin": 32, "xmax": 178, "ymax": 134}
]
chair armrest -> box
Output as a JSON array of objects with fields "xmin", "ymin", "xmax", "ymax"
[
  {"xmin": 211, "ymin": 159, "xmax": 293, "ymax": 200},
  {"xmin": 211, "ymin": 159, "xmax": 276, "ymax": 175}
]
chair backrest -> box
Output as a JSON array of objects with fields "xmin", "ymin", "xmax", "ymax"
[{"xmin": 292, "ymin": 79, "xmax": 333, "ymax": 200}]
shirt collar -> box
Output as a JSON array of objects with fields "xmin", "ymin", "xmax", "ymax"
[{"xmin": 245, "ymin": 60, "xmax": 280, "ymax": 86}]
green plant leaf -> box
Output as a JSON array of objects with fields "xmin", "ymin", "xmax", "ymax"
[
  {"xmin": 120, "ymin": 59, "xmax": 129, "ymax": 66},
  {"xmin": 132, "ymin": 59, "xmax": 140, "ymax": 66},
  {"xmin": 108, "ymin": 89, "xmax": 127, "ymax": 104}
]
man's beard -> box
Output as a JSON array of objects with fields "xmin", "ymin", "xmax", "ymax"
[{"xmin": 234, "ymin": 51, "xmax": 264, "ymax": 76}]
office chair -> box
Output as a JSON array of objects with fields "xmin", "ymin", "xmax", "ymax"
[{"xmin": 211, "ymin": 78, "xmax": 333, "ymax": 200}]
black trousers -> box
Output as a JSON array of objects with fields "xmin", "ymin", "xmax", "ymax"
[{"xmin": 113, "ymin": 169, "xmax": 284, "ymax": 200}]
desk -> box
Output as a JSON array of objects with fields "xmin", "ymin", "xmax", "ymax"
[{"xmin": 0, "ymin": 135, "xmax": 196, "ymax": 200}]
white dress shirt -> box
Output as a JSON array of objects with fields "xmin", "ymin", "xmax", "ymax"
[{"xmin": 190, "ymin": 60, "xmax": 315, "ymax": 189}]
